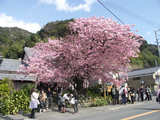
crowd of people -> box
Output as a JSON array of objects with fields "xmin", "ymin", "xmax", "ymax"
[
  {"xmin": 29, "ymin": 87, "xmax": 79, "ymax": 119},
  {"xmin": 29, "ymin": 83, "xmax": 155, "ymax": 119},
  {"xmin": 110, "ymin": 84, "xmax": 153, "ymax": 105}
]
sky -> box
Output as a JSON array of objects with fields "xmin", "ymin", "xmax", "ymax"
[{"xmin": 0, "ymin": 0, "xmax": 160, "ymax": 44}]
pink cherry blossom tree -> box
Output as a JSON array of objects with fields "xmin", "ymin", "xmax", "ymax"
[{"xmin": 21, "ymin": 17, "xmax": 142, "ymax": 87}]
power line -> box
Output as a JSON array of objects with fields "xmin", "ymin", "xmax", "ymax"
[
  {"xmin": 102, "ymin": 0, "xmax": 160, "ymax": 27},
  {"xmin": 97, "ymin": 0, "xmax": 125, "ymax": 24}
]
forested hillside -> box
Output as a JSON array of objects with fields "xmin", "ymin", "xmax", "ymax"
[
  {"xmin": 0, "ymin": 27, "xmax": 31, "ymax": 58},
  {"xmin": 38, "ymin": 19, "xmax": 72, "ymax": 39},
  {"xmin": 130, "ymin": 41, "xmax": 160, "ymax": 69},
  {"xmin": 0, "ymin": 27, "xmax": 44, "ymax": 59},
  {"xmin": 0, "ymin": 20, "xmax": 159, "ymax": 70}
]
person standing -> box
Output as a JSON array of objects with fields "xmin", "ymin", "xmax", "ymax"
[
  {"xmin": 129, "ymin": 87, "xmax": 135, "ymax": 104},
  {"xmin": 121, "ymin": 89, "xmax": 127, "ymax": 104},
  {"xmin": 47, "ymin": 87, "xmax": 53, "ymax": 110},
  {"xmin": 115, "ymin": 87, "xmax": 119, "ymax": 104},
  {"xmin": 127, "ymin": 87, "xmax": 131, "ymax": 103},
  {"xmin": 73, "ymin": 90, "xmax": 79, "ymax": 113},
  {"xmin": 29, "ymin": 88, "xmax": 39, "ymax": 119},
  {"xmin": 39, "ymin": 90, "xmax": 47, "ymax": 112},
  {"xmin": 57, "ymin": 87, "xmax": 65, "ymax": 112},
  {"xmin": 145, "ymin": 86, "xmax": 150, "ymax": 101},
  {"xmin": 120, "ymin": 84, "xmax": 128, "ymax": 104},
  {"xmin": 139, "ymin": 86, "xmax": 144, "ymax": 102},
  {"xmin": 69, "ymin": 92, "xmax": 78, "ymax": 113},
  {"xmin": 148, "ymin": 87, "xmax": 152, "ymax": 100},
  {"xmin": 136, "ymin": 88, "xmax": 140, "ymax": 101},
  {"xmin": 157, "ymin": 86, "xmax": 160, "ymax": 103},
  {"xmin": 57, "ymin": 92, "xmax": 62, "ymax": 112},
  {"xmin": 59, "ymin": 92, "xmax": 66, "ymax": 113},
  {"xmin": 111, "ymin": 85, "xmax": 117, "ymax": 105}
]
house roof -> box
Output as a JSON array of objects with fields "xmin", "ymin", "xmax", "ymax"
[
  {"xmin": 0, "ymin": 73, "xmax": 36, "ymax": 82},
  {"xmin": 128, "ymin": 67, "xmax": 160, "ymax": 78},
  {"xmin": 0, "ymin": 58, "xmax": 21, "ymax": 72},
  {"xmin": 0, "ymin": 58, "xmax": 36, "ymax": 82}
]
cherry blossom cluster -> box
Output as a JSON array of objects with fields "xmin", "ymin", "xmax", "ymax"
[{"xmin": 20, "ymin": 17, "xmax": 142, "ymax": 86}]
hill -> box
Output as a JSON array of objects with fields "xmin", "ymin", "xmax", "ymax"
[
  {"xmin": 0, "ymin": 27, "xmax": 32, "ymax": 58},
  {"xmin": 0, "ymin": 27, "xmax": 42, "ymax": 59},
  {"xmin": 38, "ymin": 19, "xmax": 73, "ymax": 40},
  {"xmin": 130, "ymin": 41, "xmax": 160, "ymax": 69}
]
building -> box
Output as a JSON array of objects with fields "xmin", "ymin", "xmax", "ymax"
[
  {"xmin": 127, "ymin": 67, "xmax": 160, "ymax": 91},
  {"xmin": 0, "ymin": 57, "xmax": 36, "ymax": 89},
  {"xmin": 0, "ymin": 47, "xmax": 62, "ymax": 90}
]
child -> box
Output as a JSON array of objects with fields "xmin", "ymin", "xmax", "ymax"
[{"xmin": 39, "ymin": 90, "xmax": 47, "ymax": 112}]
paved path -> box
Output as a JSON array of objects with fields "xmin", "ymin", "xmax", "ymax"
[{"xmin": 1, "ymin": 98, "xmax": 160, "ymax": 120}]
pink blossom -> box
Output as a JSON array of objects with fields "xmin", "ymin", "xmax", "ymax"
[{"xmin": 20, "ymin": 17, "xmax": 142, "ymax": 87}]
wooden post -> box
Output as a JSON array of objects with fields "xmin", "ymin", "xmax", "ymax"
[
  {"xmin": 35, "ymin": 76, "xmax": 38, "ymax": 89},
  {"xmin": 103, "ymin": 83, "xmax": 106, "ymax": 99}
]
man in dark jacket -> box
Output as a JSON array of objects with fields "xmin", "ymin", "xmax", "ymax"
[
  {"xmin": 111, "ymin": 85, "xmax": 117, "ymax": 105},
  {"xmin": 47, "ymin": 87, "xmax": 53, "ymax": 109},
  {"xmin": 139, "ymin": 86, "xmax": 144, "ymax": 102}
]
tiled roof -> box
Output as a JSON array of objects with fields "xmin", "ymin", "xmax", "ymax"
[
  {"xmin": 0, "ymin": 73, "xmax": 36, "ymax": 82},
  {"xmin": 128, "ymin": 67, "xmax": 160, "ymax": 78},
  {"xmin": 0, "ymin": 58, "xmax": 36, "ymax": 82},
  {"xmin": 0, "ymin": 58, "xmax": 21, "ymax": 72}
]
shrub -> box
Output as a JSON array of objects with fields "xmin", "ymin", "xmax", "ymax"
[
  {"xmin": 0, "ymin": 78, "xmax": 14, "ymax": 97},
  {"xmin": 87, "ymin": 85, "xmax": 102, "ymax": 98},
  {"xmin": 90, "ymin": 97, "xmax": 108, "ymax": 107},
  {"xmin": 106, "ymin": 95, "xmax": 112, "ymax": 104},
  {"xmin": 20, "ymin": 83, "xmax": 35, "ymax": 96},
  {"xmin": 11, "ymin": 90, "xmax": 31, "ymax": 114},
  {"xmin": 0, "ymin": 78, "xmax": 31, "ymax": 115}
]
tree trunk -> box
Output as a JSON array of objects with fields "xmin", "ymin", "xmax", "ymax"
[{"xmin": 103, "ymin": 83, "xmax": 106, "ymax": 99}]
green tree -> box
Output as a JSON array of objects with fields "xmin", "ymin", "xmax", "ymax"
[
  {"xmin": 25, "ymin": 34, "xmax": 42, "ymax": 47},
  {"xmin": 3, "ymin": 41, "xmax": 25, "ymax": 59},
  {"xmin": 38, "ymin": 19, "xmax": 73, "ymax": 39}
]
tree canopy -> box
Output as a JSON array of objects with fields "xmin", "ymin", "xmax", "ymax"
[{"xmin": 21, "ymin": 17, "xmax": 142, "ymax": 86}]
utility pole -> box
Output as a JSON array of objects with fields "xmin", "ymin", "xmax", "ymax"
[{"xmin": 155, "ymin": 29, "xmax": 160, "ymax": 57}]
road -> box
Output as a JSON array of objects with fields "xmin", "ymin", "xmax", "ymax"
[
  {"xmin": 38, "ymin": 99, "xmax": 160, "ymax": 120},
  {"xmin": 1, "ymin": 98, "xmax": 160, "ymax": 120},
  {"xmin": 77, "ymin": 101, "xmax": 160, "ymax": 120}
]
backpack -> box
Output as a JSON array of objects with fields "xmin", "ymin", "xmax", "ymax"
[
  {"xmin": 121, "ymin": 89, "xmax": 126, "ymax": 97},
  {"xmin": 112, "ymin": 88, "xmax": 116, "ymax": 95}
]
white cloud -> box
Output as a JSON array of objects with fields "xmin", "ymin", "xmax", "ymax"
[
  {"xmin": 40, "ymin": 0, "xmax": 96, "ymax": 12},
  {"xmin": 0, "ymin": 13, "xmax": 41, "ymax": 33}
]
